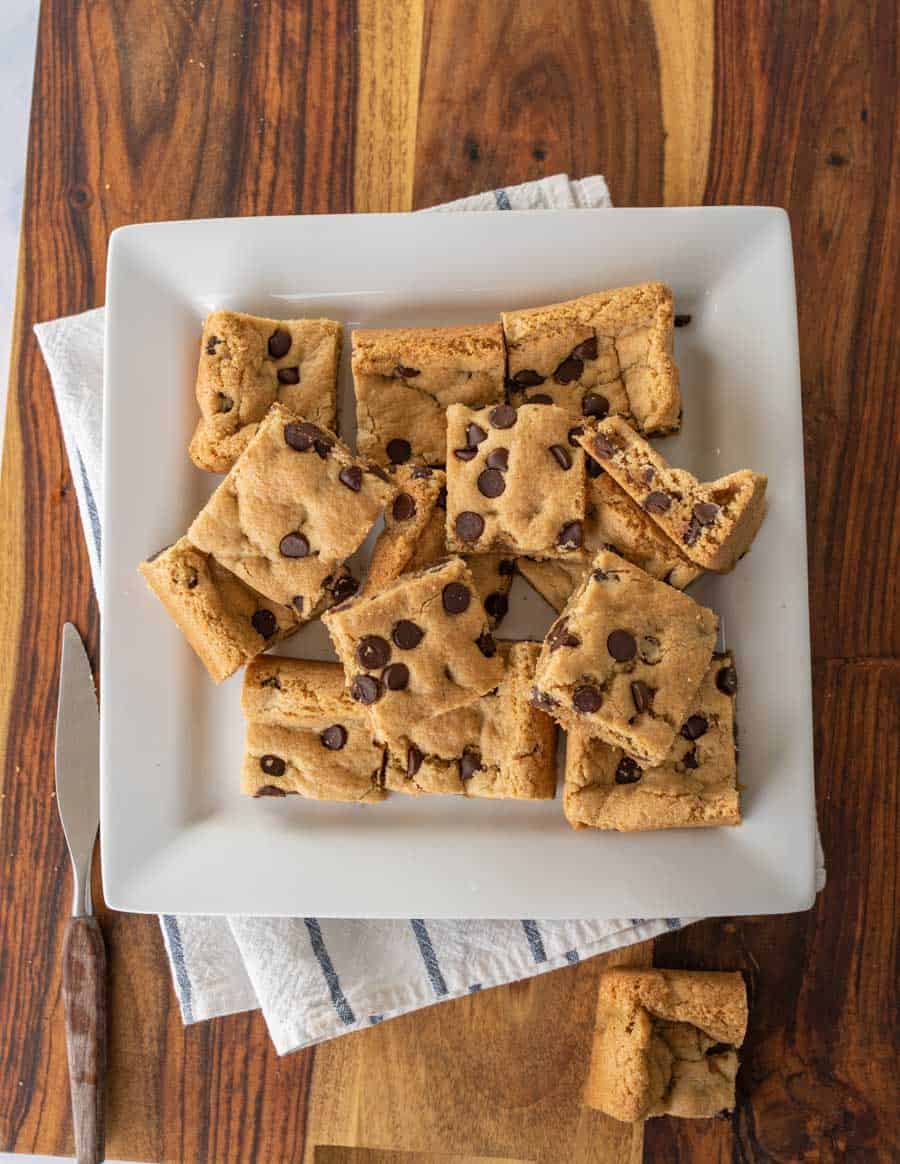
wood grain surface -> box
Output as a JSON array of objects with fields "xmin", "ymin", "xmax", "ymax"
[{"xmin": 0, "ymin": 1, "xmax": 896, "ymax": 1162}]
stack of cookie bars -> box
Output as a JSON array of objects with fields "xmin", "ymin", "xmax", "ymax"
[{"xmin": 139, "ymin": 286, "xmax": 767, "ymax": 1121}]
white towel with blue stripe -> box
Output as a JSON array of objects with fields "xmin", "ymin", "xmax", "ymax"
[{"xmin": 35, "ymin": 173, "xmax": 825, "ymax": 1055}]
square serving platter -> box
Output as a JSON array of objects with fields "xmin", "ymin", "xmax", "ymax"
[{"xmin": 102, "ymin": 208, "xmax": 816, "ymax": 917}]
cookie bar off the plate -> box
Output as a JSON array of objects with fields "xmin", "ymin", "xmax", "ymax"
[
  {"xmin": 352, "ymin": 322, "xmax": 506, "ymax": 467},
  {"xmin": 188, "ymin": 404, "xmax": 394, "ymax": 611},
  {"xmin": 383, "ymin": 641, "xmax": 557, "ymax": 797},
  {"xmin": 241, "ymin": 658, "xmax": 386, "ymax": 801},
  {"xmin": 501, "ymin": 282, "xmax": 681, "ymax": 432},
  {"xmin": 579, "ymin": 416, "xmax": 767, "ymax": 572},
  {"xmin": 564, "ymin": 652, "xmax": 740, "ymax": 830},
  {"xmin": 323, "ymin": 556, "xmax": 504, "ymax": 740},
  {"xmin": 585, "ymin": 969, "xmax": 748, "ymax": 1122},
  {"xmin": 531, "ymin": 550, "xmax": 718, "ymax": 765},
  {"xmin": 518, "ymin": 469, "xmax": 702, "ymax": 612},
  {"xmin": 189, "ymin": 310, "xmax": 341, "ymax": 472},
  {"xmin": 445, "ymin": 401, "xmax": 588, "ymax": 558}
]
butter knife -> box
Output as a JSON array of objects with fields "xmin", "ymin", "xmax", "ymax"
[{"xmin": 55, "ymin": 623, "xmax": 106, "ymax": 1164}]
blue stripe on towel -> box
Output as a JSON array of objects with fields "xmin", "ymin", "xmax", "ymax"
[
  {"xmin": 521, "ymin": 920, "xmax": 547, "ymax": 963},
  {"xmin": 77, "ymin": 448, "xmax": 102, "ymax": 561},
  {"xmin": 564, "ymin": 948, "xmax": 580, "ymax": 965},
  {"xmin": 303, "ymin": 918, "xmax": 356, "ymax": 1025},
  {"xmin": 468, "ymin": 982, "xmax": 482, "ymax": 993},
  {"xmin": 410, "ymin": 920, "xmax": 448, "ymax": 997},
  {"xmin": 666, "ymin": 917, "xmax": 682, "ymax": 931},
  {"xmin": 494, "ymin": 188, "xmax": 512, "ymax": 210},
  {"xmin": 162, "ymin": 915, "xmax": 194, "ymax": 1024}
]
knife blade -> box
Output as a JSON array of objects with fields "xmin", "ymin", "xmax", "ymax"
[{"xmin": 55, "ymin": 622, "xmax": 106, "ymax": 1164}]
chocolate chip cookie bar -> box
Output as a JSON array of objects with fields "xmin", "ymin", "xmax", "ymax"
[
  {"xmin": 586, "ymin": 969, "xmax": 748, "ymax": 1121},
  {"xmin": 501, "ymin": 283, "xmax": 681, "ymax": 433},
  {"xmin": 241, "ymin": 658, "xmax": 386, "ymax": 801},
  {"xmin": 518, "ymin": 470, "xmax": 703, "ymax": 611},
  {"xmin": 531, "ymin": 551, "xmax": 718, "ymax": 764},
  {"xmin": 189, "ymin": 310, "xmax": 342, "ymax": 472},
  {"xmin": 579, "ymin": 416, "xmax": 767, "ymax": 572},
  {"xmin": 188, "ymin": 404, "xmax": 394, "ymax": 611},
  {"xmin": 383, "ymin": 641, "xmax": 557, "ymax": 797},
  {"xmin": 445, "ymin": 402, "xmax": 588, "ymax": 558},
  {"xmin": 565, "ymin": 653, "xmax": 740, "ymax": 830},
  {"xmin": 322, "ymin": 556, "xmax": 504, "ymax": 740},
  {"xmin": 139, "ymin": 537, "xmax": 300, "ymax": 683},
  {"xmin": 364, "ymin": 465, "xmax": 515, "ymax": 627},
  {"xmin": 352, "ymin": 323, "xmax": 506, "ymax": 467}
]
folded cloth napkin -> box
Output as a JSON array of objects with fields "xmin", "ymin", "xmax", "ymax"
[{"xmin": 35, "ymin": 173, "xmax": 825, "ymax": 1055}]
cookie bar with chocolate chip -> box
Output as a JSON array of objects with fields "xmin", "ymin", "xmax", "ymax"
[
  {"xmin": 188, "ymin": 404, "xmax": 394, "ymax": 611},
  {"xmin": 531, "ymin": 550, "xmax": 718, "ymax": 765},
  {"xmin": 501, "ymin": 283, "xmax": 681, "ymax": 432},
  {"xmin": 352, "ymin": 323, "xmax": 506, "ymax": 467},
  {"xmin": 586, "ymin": 969, "xmax": 748, "ymax": 1121},
  {"xmin": 323, "ymin": 556, "xmax": 504, "ymax": 740},
  {"xmin": 383, "ymin": 641, "xmax": 556, "ymax": 797},
  {"xmin": 578, "ymin": 416, "xmax": 767, "ymax": 572},
  {"xmin": 138, "ymin": 537, "xmax": 300, "ymax": 684},
  {"xmin": 189, "ymin": 310, "xmax": 341, "ymax": 472},
  {"xmin": 241, "ymin": 657, "xmax": 386, "ymax": 801},
  {"xmin": 564, "ymin": 652, "xmax": 740, "ymax": 830},
  {"xmin": 518, "ymin": 469, "xmax": 703, "ymax": 611},
  {"xmin": 445, "ymin": 402, "xmax": 588, "ymax": 558}
]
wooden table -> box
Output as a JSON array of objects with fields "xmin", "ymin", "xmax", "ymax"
[{"xmin": 0, "ymin": 2, "xmax": 896, "ymax": 1161}]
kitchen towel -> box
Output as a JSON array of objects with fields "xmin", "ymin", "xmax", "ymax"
[{"xmin": 35, "ymin": 173, "xmax": 825, "ymax": 1055}]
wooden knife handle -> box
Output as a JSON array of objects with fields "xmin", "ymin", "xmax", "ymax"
[{"xmin": 62, "ymin": 915, "xmax": 107, "ymax": 1164}]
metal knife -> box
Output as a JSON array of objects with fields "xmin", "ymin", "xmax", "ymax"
[{"xmin": 55, "ymin": 623, "xmax": 106, "ymax": 1164}]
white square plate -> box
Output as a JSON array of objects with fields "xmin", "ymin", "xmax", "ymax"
[{"xmin": 102, "ymin": 208, "xmax": 816, "ymax": 917}]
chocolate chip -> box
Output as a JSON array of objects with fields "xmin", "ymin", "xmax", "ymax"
[
  {"xmin": 386, "ymin": 438, "xmax": 411, "ymax": 464},
  {"xmin": 277, "ymin": 366, "xmax": 300, "ymax": 385},
  {"xmin": 554, "ymin": 356, "xmax": 583, "ymax": 384},
  {"xmin": 260, "ymin": 674, "xmax": 281, "ymax": 689},
  {"xmin": 531, "ymin": 685, "xmax": 558, "ymax": 711},
  {"xmin": 549, "ymin": 444, "xmax": 572, "ymax": 470},
  {"xmin": 573, "ymin": 685, "xmax": 602, "ymax": 713},
  {"xmin": 498, "ymin": 558, "xmax": 515, "ymax": 576},
  {"xmin": 251, "ymin": 608, "xmax": 277, "ymax": 639},
  {"xmin": 284, "ymin": 421, "xmax": 316, "ymax": 451},
  {"xmin": 292, "ymin": 596, "xmax": 304, "ymax": 613},
  {"xmin": 466, "ymin": 423, "xmax": 487, "ymax": 447},
  {"xmin": 205, "ymin": 335, "xmax": 220, "ymax": 355},
  {"xmin": 259, "ymin": 754, "xmax": 285, "ymax": 777},
  {"xmin": 490, "ymin": 404, "xmax": 517, "ymax": 429},
  {"xmin": 455, "ymin": 512, "xmax": 485, "ymax": 542},
  {"xmin": 568, "ymin": 425, "xmax": 585, "ymax": 447},
  {"xmin": 682, "ymin": 748, "xmax": 700, "ymax": 770},
  {"xmin": 394, "ymin": 364, "xmax": 420, "ymax": 378},
  {"xmin": 644, "ymin": 491, "xmax": 672, "ymax": 514},
  {"xmin": 643, "ymin": 467, "xmax": 655, "ymax": 484},
  {"xmin": 476, "ymin": 631, "xmax": 497, "ymax": 657},
  {"xmin": 442, "ymin": 582, "xmax": 471, "ymax": 614},
  {"xmin": 614, "ymin": 756, "xmax": 642, "ymax": 784},
  {"xmin": 407, "ymin": 745, "xmax": 424, "ymax": 777},
  {"xmin": 454, "ymin": 447, "xmax": 478, "ymax": 461},
  {"xmin": 255, "ymin": 784, "xmax": 287, "ymax": 797},
  {"xmin": 484, "ymin": 592, "xmax": 508, "ymax": 622},
  {"xmin": 557, "ymin": 521, "xmax": 583, "ymax": 549},
  {"xmin": 382, "ymin": 662, "xmax": 410, "ymax": 691},
  {"xmin": 512, "ymin": 369, "xmax": 545, "ymax": 388},
  {"xmin": 328, "ymin": 574, "xmax": 359, "ymax": 603},
  {"xmin": 181, "ymin": 566, "xmax": 199, "ymax": 589},
  {"xmin": 351, "ymin": 675, "xmax": 382, "ymax": 704},
  {"xmin": 683, "ymin": 515, "xmax": 702, "ymax": 545},
  {"xmin": 548, "ymin": 618, "xmax": 581, "ymax": 651},
  {"xmin": 478, "ymin": 468, "xmax": 506, "ymax": 498},
  {"xmin": 321, "ymin": 724, "xmax": 347, "ymax": 750},
  {"xmin": 716, "ymin": 665, "xmax": 738, "ymax": 695},
  {"xmin": 607, "ymin": 629, "xmax": 636, "ymax": 661},
  {"xmin": 693, "ymin": 501, "xmax": 720, "ymax": 525},
  {"xmin": 681, "ymin": 714, "xmax": 709, "ymax": 741},
  {"xmin": 592, "ymin": 568, "xmax": 608, "ymax": 582},
  {"xmin": 356, "ymin": 635, "xmax": 391, "ymax": 669},
  {"xmin": 268, "ymin": 328, "xmax": 292, "ymax": 358},
  {"xmin": 674, "ymin": 313, "xmax": 692, "ymax": 327},
  {"xmin": 436, "ymin": 486, "xmax": 448, "ymax": 510},
  {"xmin": 368, "ymin": 463, "xmax": 392, "ymax": 482},
  {"xmin": 279, "ymin": 532, "xmax": 310, "ymax": 558},
  {"xmin": 631, "ymin": 680, "xmax": 654, "ymax": 714},
  {"xmin": 459, "ymin": 749, "xmax": 482, "ymax": 781},
  {"xmin": 314, "ymin": 436, "xmax": 333, "ymax": 459},
  {"xmin": 527, "ymin": 393, "xmax": 554, "ymax": 404},
  {"xmin": 587, "ymin": 457, "xmax": 603, "ymax": 478},
  {"xmin": 218, "ymin": 393, "xmax": 234, "ymax": 413},
  {"xmin": 392, "ymin": 619, "xmax": 424, "ymax": 649},
  {"xmin": 572, "ymin": 336, "xmax": 599, "ymax": 360},
  {"xmin": 339, "ymin": 466, "xmax": 363, "ymax": 491},
  {"xmin": 593, "ymin": 434, "xmax": 617, "ymax": 459},
  {"xmin": 485, "ymin": 447, "xmax": 509, "ymax": 471},
  {"xmin": 392, "ymin": 492, "xmax": 416, "ymax": 521},
  {"xmin": 582, "ymin": 393, "xmax": 609, "ymax": 418},
  {"xmin": 410, "ymin": 466, "xmax": 433, "ymax": 479}
]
